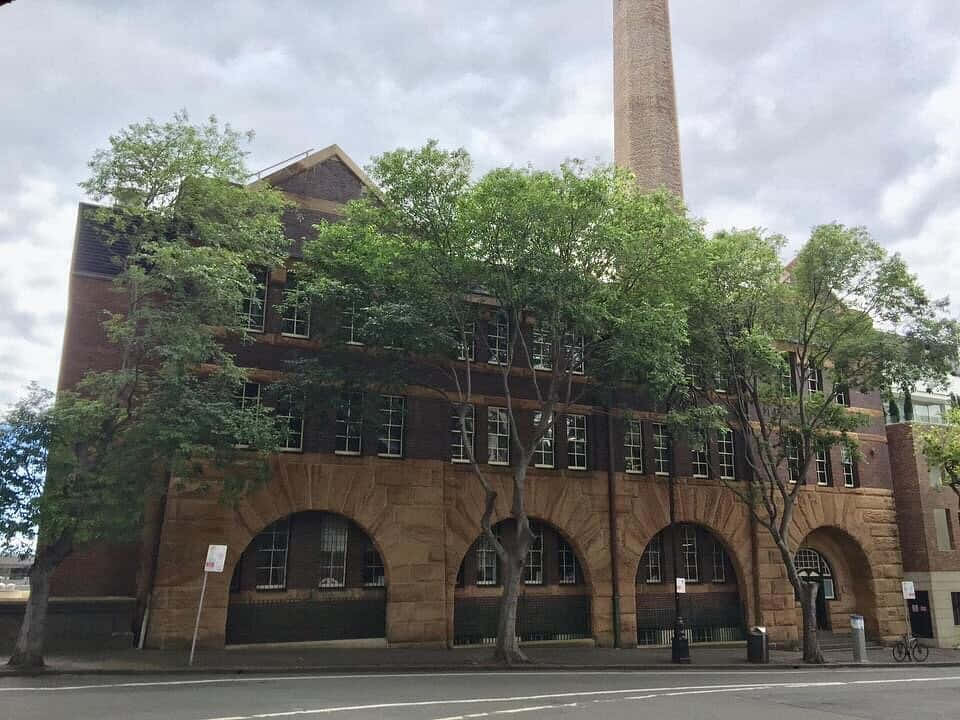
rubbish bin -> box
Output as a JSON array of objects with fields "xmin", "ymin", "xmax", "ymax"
[
  {"xmin": 850, "ymin": 614, "xmax": 868, "ymax": 663},
  {"xmin": 747, "ymin": 626, "xmax": 769, "ymax": 664}
]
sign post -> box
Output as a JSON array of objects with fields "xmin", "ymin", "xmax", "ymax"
[
  {"xmin": 901, "ymin": 580, "xmax": 916, "ymax": 638},
  {"xmin": 189, "ymin": 544, "xmax": 227, "ymax": 666}
]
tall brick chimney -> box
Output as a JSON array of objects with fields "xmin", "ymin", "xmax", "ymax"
[{"xmin": 613, "ymin": 0, "xmax": 683, "ymax": 197}]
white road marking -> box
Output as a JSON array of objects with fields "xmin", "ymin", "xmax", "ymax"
[
  {"xmin": 0, "ymin": 666, "xmax": 950, "ymax": 693},
  {"xmin": 195, "ymin": 675, "xmax": 960, "ymax": 720}
]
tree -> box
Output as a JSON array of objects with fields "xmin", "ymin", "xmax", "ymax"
[
  {"xmin": 296, "ymin": 142, "xmax": 701, "ymax": 663},
  {"xmin": 919, "ymin": 407, "xmax": 960, "ymax": 496},
  {"xmin": 3, "ymin": 111, "xmax": 290, "ymax": 668},
  {"xmin": 681, "ymin": 224, "xmax": 958, "ymax": 663}
]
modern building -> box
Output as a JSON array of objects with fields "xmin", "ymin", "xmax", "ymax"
[
  {"xmin": 888, "ymin": 375, "xmax": 960, "ymax": 648},
  {"xmin": 43, "ymin": 0, "xmax": 910, "ymax": 653}
]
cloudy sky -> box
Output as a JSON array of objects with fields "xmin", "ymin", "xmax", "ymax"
[{"xmin": 1, "ymin": 0, "xmax": 958, "ymax": 407}]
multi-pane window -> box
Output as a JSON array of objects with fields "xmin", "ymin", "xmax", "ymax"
[
  {"xmin": 653, "ymin": 423, "xmax": 671, "ymax": 475},
  {"xmin": 532, "ymin": 327, "xmax": 552, "ymax": 370},
  {"xmin": 524, "ymin": 525, "xmax": 543, "ymax": 584},
  {"xmin": 718, "ymin": 429, "xmax": 735, "ymax": 479},
  {"xmin": 781, "ymin": 353, "xmax": 797, "ymax": 395},
  {"xmin": 533, "ymin": 412, "xmax": 555, "ymax": 468},
  {"xmin": 786, "ymin": 439, "xmax": 802, "ymax": 483},
  {"xmin": 564, "ymin": 334, "xmax": 585, "ymax": 374},
  {"xmin": 835, "ymin": 383, "xmax": 850, "ymax": 407},
  {"xmin": 815, "ymin": 449, "xmax": 830, "ymax": 485},
  {"xmin": 378, "ymin": 395, "xmax": 405, "ymax": 458},
  {"xmin": 318, "ymin": 515, "xmax": 348, "ymax": 587},
  {"xmin": 281, "ymin": 272, "xmax": 310, "ymax": 338},
  {"xmin": 566, "ymin": 414, "xmax": 588, "ymax": 470},
  {"xmin": 341, "ymin": 303, "xmax": 363, "ymax": 344},
  {"xmin": 450, "ymin": 404, "xmax": 475, "ymax": 463},
  {"xmin": 795, "ymin": 547, "xmax": 835, "ymax": 599},
  {"xmin": 487, "ymin": 407, "xmax": 510, "ymax": 465},
  {"xmin": 680, "ymin": 525, "xmax": 699, "ymax": 582},
  {"xmin": 235, "ymin": 382, "xmax": 262, "ymax": 448},
  {"xmin": 841, "ymin": 446, "xmax": 856, "ymax": 487},
  {"xmin": 807, "ymin": 365, "xmax": 823, "ymax": 394},
  {"xmin": 713, "ymin": 367, "xmax": 727, "ymax": 393},
  {"xmin": 241, "ymin": 268, "xmax": 267, "ymax": 332},
  {"xmin": 712, "ymin": 541, "xmax": 727, "ymax": 583},
  {"xmin": 625, "ymin": 420, "xmax": 644, "ymax": 474},
  {"xmin": 335, "ymin": 391, "xmax": 363, "ymax": 455},
  {"xmin": 558, "ymin": 538, "xmax": 578, "ymax": 584},
  {"xmin": 255, "ymin": 518, "xmax": 289, "ymax": 590},
  {"xmin": 642, "ymin": 533, "xmax": 662, "ymax": 583},
  {"xmin": 363, "ymin": 543, "xmax": 385, "ymax": 587},
  {"xmin": 487, "ymin": 311, "xmax": 509, "ymax": 365},
  {"xmin": 456, "ymin": 323, "xmax": 475, "ymax": 361},
  {"xmin": 476, "ymin": 533, "xmax": 498, "ymax": 585},
  {"xmin": 691, "ymin": 430, "xmax": 709, "ymax": 478},
  {"xmin": 276, "ymin": 393, "xmax": 304, "ymax": 452}
]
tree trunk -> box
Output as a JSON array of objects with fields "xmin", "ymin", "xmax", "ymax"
[
  {"xmin": 7, "ymin": 534, "xmax": 73, "ymax": 669},
  {"xmin": 799, "ymin": 581, "xmax": 825, "ymax": 664},
  {"xmin": 494, "ymin": 549, "xmax": 528, "ymax": 665}
]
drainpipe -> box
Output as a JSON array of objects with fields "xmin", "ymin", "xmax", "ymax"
[{"xmin": 606, "ymin": 408, "xmax": 622, "ymax": 648}]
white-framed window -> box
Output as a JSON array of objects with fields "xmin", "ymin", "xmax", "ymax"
[
  {"xmin": 318, "ymin": 515, "xmax": 348, "ymax": 588},
  {"xmin": 363, "ymin": 543, "xmax": 385, "ymax": 587},
  {"xmin": 653, "ymin": 423, "xmax": 671, "ymax": 475},
  {"xmin": 841, "ymin": 446, "xmax": 856, "ymax": 487},
  {"xmin": 718, "ymin": 428, "xmax": 735, "ymax": 479},
  {"xmin": 456, "ymin": 323, "xmax": 475, "ymax": 361},
  {"xmin": 476, "ymin": 532, "xmax": 498, "ymax": 585},
  {"xmin": 558, "ymin": 538, "xmax": 578, "ymax": 584},
  {"xmin": 796, "ymin": 547, "xmax": 835, "ymax": 599},
  {"xmin": 807, "ymin": 364, "xmax": 823, "ymax": 394},
  {"xmin": 533, "ymin": 411, "xmax": 555, "ymax": 468},
  {"xmin": 487, "ymin": 407, "xmax": 510, "ymax": 465},
  {"xmin": 681, "ymin": 525, "xmax": 699, "ymax": 583},
  {"xmin": 335, "ymin": 391, "xmax": 363, "ymax": 455},
  {"xmin": 341, "ymin": 303, "xmax": 364, "ymax": 345},
  {"xmin": 281, "ymin": 272, "xmax": 310, "ymax": 338},
  {"xmin": 566, "ymin": 414, "xmax": 588, "ymax": 470},
  {"xmin": 241, "ymin": 268, "xmax": 267, "ymax": 332},
  {"xmin": 691, "ymin": 430, "xmax": 709, "ymax": 478},
  {"xmin": 786, "ymin": 438, "xmax": 802, "ymax": 484},
  {"xmin": 276, "ymin": 393, "xmax": 304, "ymax": 452},
  {"xmin": 450, "ymin": 404, "xmax": 475, "ymax": 463},
  {"xmin": 781, "ymin": 353, "xmax": 797, "ymax": 395},
  {"xmin": 532, "ymin": 327, "xmax": 552, "ymax": 370},
  {"xmin": 255, "ymin": 518, "xmax": 289, "ymax": 590},
  {"xmin": 625, "ymin": 419, "xmax": 644, "ymax": 474},
  {"xmin": 235, "ymin": 381, "xmax": 262, "ymax": 448},
  {"xmin": 564, "ymin": 334, "xmax": 585, "ymax": 374},
  {"xmin": 377, "ymin": 395, "xmax": 405, "ymax": 458},
  {"xmin": 835, "ymin": 382, "xmax": 850, "ymax": 407},
  {"xmin": 524, "ymin": 524, "xmax": 543, "ymax": 584},
  {"xmin": 714, "ymin": 367, "xmax": 727, "ymax": 393},
  {"xmin": 643, "ymin": 533, "xmax": 662, "ymax": 583},
  {"xmin": 712, "ymin": 541, "xmax": 727, "ymax": 583},
  {"xmin": 487, "ymin": 311, "xmax": 509, "ymax": 365},
  {"xmin": 815, "ymin": 448, "xmax": 830, "ymax": 486}
]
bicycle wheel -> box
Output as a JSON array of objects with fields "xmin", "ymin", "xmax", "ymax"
[
  {"xmin": 893, "ymin": 641, "xmax": 908, "ymax": 662},
  {"xmin": 912, "ymin": 641, "xmax": 929, "ymax": 662}
]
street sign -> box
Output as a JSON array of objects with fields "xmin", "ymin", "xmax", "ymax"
[
  {"xmin": 676, "ymin": 577, "xmax": 686, "ymax": 594},
  {"xmin": 902, "ymin": 581, "xmax": 916, "ymax": 600},
  {"xmin": 204, "ymin": 544, "xmax": 227, "ymax": 573}
]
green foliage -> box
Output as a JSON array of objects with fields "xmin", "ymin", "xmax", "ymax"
[{"xmin": 919, "ymin": 407, "xmax": 960, "ymax": 491}]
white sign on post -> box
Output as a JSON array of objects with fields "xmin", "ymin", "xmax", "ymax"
[
  {"xmin": 902, "ymin": 581, "xmax": 916, "ymax": 600},
  {"xmin": 205, "ymin": 544, "xmax": 227, "ymax": 573},
  {"xmin": 676, "ymin": 577, "xmax": 686, "ymax": 594},
  {"xmin": 190, "ymin": 544, "xmax": 228, "ymax": 666}
]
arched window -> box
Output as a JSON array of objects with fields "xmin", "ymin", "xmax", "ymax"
[{"xmin": 795, "ymin": 547, "xmax": 835, "ymax": 599}]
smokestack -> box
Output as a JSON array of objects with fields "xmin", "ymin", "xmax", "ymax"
[{"xmin": 613, "ymin": 0, "xmax": 683, "ymax": 197}]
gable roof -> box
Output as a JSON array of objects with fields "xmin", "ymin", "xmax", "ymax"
[{"xmin": 248, "ymin": 144, "xmax": 378, "ymax": 207}]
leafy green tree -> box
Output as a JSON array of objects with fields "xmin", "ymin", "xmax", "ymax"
[
  {"xmin": 919, "ymin": 407, "xmax": 960, "ymax": 496},
  {"xmin": 681, "ymin": 224, "xmax": 958, "ymax": 663},
  {"xmin": 296, "ymin": 142, "xmax": 702, "ymax": 663},
  {"xmin": 2, "ymin": 111, "xmax": 290, "ymax": 668}
]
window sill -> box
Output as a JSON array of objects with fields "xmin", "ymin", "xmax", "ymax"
[
  {"xmin": 335, "ymin": 450, "xmax": 362, "ymax": 456},
  {"xmin": 255, "ymin": 586, "xmax": 287, "ymax": 591},
  {"xmin": 568, "ymin": 466, "xmax": 587, "ymax": 471},
  {"xmin": 692, "ymin": 474, "xmax": 708, "ymax": 479},
  {"xmin": 279, "ymin": 447, "xmax": 303, "ymax": 453},
  {"xmin": 245, "ymin": 327, "xmax": 265, "ymax": 334},
  {"xmin": 378, "ymin": 454, "xmax": 403, "ymax": 459},
  {"xmin": 281, "ymin": 332, "xmax": 310, "ymax": 339},
  {"xmin": 534, "ymin": 464, "xmax": 555, "ymax": 469},
  {"xmin": 655, "ymin": 471, "xmax": 669, "ymax": 477},
  {"xmin": 452, "ymin": 458, "xmax": 472, "ymax": 464},
  {"xmin": 344, "ymin": 340, "xmax": 364, "ymax": 346},
  {"xmin": 488, "ymin": 461, "xmax": 510, "ymax": 467},
  {"xmin": 720, "ymin": 475, "xmax": 735, "ymax": 481},
  {"xmin": 625, "ymin": 469, "xmax": 644, "ymax": 475}
]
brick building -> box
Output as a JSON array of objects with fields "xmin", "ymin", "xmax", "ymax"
[{"xmin": 45, "ymin": 0, "xmax": 910, "ymax": 652}]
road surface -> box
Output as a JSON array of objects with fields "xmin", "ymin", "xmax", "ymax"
[{"xmin": 2, "ymin": 666, "xmax": 960, "ymax": 719}]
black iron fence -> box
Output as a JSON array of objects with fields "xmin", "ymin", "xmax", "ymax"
[
  {"xmin": 454, "ymin": 594, "xmax": 591, "ymax": 646},
  {"xmin": 636, "ymin": 590, "xmax": 744, "ymax": 646},
  {"xmin": 226, "ymin": 594, "xmax": 386, "ymax": 645}
]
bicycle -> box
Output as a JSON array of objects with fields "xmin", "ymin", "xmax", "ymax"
[{"xmin": 892, "ymin": 633, "xmax": 929, "ymax": 662}]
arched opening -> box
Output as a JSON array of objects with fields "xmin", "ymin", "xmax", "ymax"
[
  {"xmin": 226, "ymin": 510, "xmax": 387, "ymax": 645},
  {"xmin": 452, "ymin": 518, "xmax": 591, "ymax": 646},
  {"xmin": 635, "ymin": 524, "xmax": 746, "ymax": 645},
  {"xmin": 799, "ymin": 526, "xmax": 879, "ymax": 639}
]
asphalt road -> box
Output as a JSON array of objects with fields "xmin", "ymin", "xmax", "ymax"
[{"xmin": 2, "ymin": 667, "xmax": 960, "ymax": 720}]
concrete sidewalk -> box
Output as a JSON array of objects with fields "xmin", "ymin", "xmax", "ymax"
[{"xmin": 4, "ymin": 643, "xmax": 960, "ymax": 676}]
